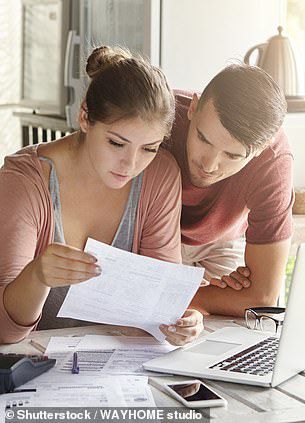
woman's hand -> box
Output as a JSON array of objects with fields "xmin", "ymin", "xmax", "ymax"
[
  {"xmin": 209, "ymin": 266, "xmax": 251, "ymax": 290},
  {"xmin": 159, "ymin": 309, "xmax": 204, "ymax": 346},
  {"xmin": 29, "ymin": 243, "xmax": 101, "ymax": 288}
]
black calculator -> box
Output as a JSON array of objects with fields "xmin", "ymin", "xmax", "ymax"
[{"xmin": 0, "ymin": 353, "xmax": 56, "ymax": 394}]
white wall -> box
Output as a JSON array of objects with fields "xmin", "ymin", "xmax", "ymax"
[
  {"xmin": 161, "ymin": 0, "xmax": 281, "ymax": 90},
  {"xmin": 161, "ymin": 0, "xmax": 305, "ymax": 189}
]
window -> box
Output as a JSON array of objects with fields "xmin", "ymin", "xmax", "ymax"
[
  {"xmin": 287, "ymin": 0, "xmax": 305, "ymax": 76},
  {"xmin": 0, "ymin": 0, "xmax": 22, "ymax": 164}
]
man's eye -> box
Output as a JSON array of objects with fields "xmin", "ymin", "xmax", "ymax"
[
  {"xmin": 197, "ymin": 133, "xmax": 209, "ymax": 144},
  {"xmin": 226, "ymin": 153, "xmax": 240, "ymax": 160},
  {"xmin": 144, "ymin": 147, "xmax": 158, "ymax": 153},
  {"xmin": 109, "ymin": 140, "xmax": 124, "ymax": 148}
]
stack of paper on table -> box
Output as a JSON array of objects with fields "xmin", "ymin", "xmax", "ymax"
[
  {"xmin": 0, "ymin": 335, "xmax": 170, "ymax": 409},
  {"xmin": 0, "ymin": 334, "xmax": 180, "ymax": 410},
  {"xmin": 58, "ymin": 335, "xmax": 177, "ymax": 375},
  {"xmin": 0, "ymin": 375, "xmax": 154, "ymax": 408}
]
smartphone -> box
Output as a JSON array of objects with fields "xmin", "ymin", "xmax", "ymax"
[{"xmin": 164, "ymin": 380, "xmax": 227, "ymax": 409}]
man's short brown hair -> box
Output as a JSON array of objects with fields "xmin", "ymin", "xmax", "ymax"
[{"xmin": 198, "ymin": 64, "xmax": 287, "ymax": 155}]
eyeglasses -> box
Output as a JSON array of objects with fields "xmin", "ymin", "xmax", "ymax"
[{"xmin": 245, "ymin": 307, "xmax": 286, "ymax": 334}]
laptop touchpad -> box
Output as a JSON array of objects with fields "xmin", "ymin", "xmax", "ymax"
[{"xmin": 188, "ymin": 340, "xmax": 241, "ymax": 356}]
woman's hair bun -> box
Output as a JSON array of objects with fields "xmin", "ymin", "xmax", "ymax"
[{"xmin": 86, "ymin": 45, "xmax": 132, "ymax": 79}]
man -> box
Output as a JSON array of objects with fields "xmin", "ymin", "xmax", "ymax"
[{"xmin": 166, "ymin": 64, "xmax": 293, "ymax": 318}]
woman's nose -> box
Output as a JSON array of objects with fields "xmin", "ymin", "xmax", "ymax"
[{"xmin": 121, "ymin": 151, "xmax": 137, "ymax": 172}]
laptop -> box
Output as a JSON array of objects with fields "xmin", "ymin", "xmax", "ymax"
[{"xmin": 144, "ymin": 243, "xmax": 305, "ymax": 387}]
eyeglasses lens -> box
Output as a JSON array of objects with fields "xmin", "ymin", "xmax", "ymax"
[
  {"xmin": 245, "ymin": 310, "xmax": 257, "ymax": 330},
  {"xmin": 260, "ymin": 316, "xmax": 277, "ymax": 333}
]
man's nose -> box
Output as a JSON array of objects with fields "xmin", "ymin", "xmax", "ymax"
[{"xmin": 202, "ymin": 153, "xmax": 219, "ymax": 173}]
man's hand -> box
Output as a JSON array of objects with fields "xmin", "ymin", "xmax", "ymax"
[
  {"xmin": 159, "ymin": 309, "xmax": 204, "ymax": 346},
  {"xmin": 209, "ymin": 266, "xmax": 251, "ymax": 290},
  {"xmin": 191, "ymin": 239, "xmax": 291, "ymax": 317}
]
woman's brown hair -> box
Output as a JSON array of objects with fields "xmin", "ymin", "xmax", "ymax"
[{"xmin": 84, "ymin": 46, "xmax": 175, "ymax": 137}]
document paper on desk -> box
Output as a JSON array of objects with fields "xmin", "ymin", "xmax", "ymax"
[
  {"xmin": 58, "ymin": 335, "xmax": 177, "ymax": 376},
  {"xmin": 0, "ymin": 376, "xmax": 155, "ymax": 409},
  {"xmin": 58, "ymin": 238, "xmax": 204, "ymax": 341}
]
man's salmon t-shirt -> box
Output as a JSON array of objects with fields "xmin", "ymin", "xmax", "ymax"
[{"xmin": 166, "ymin": 91, "xmax": 294, "ymax": 246}]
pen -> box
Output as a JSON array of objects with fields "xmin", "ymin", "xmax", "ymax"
[
  {"xmin": 71, "ymin": 352, "xmax": 80, "ymax": 374},
  {"xmin": 29, "ymin": 340, "xmax": 46, "ymax": 354}
]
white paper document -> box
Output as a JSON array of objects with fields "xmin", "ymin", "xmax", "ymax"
[
  {"xmin": 58, "ymin": 238, "xmax": 204, "ymax": 341},
  {"xmin": 16, "ymin": 336, "xmax": 157, "ymax": 407},
  {"xmin": 59, "ymin": 335, "xmax": 176, "ymax": 376},
  {"xmin": 0, "ymin": 376, "xmax": 155, "ymax": 409},
  {"xmin": 45, "ymin": 336, "xmax": 82, "ymax": 367}
]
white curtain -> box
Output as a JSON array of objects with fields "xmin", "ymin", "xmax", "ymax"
[{"xmin": 0, "ymin": 0, "xmax": 22, "ymax": 165}]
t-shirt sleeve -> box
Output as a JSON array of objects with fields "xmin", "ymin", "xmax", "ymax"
[
  {"xmin": 246, "ymin": 152, "xmax": 294, "ymax": 244},
  {"xmin": 0, "ymin": 172, "xmax": 40, "ymax": 343},
  {"xmin": 135, "ymin": 150, "xmax": 182, "ymax": 263}
]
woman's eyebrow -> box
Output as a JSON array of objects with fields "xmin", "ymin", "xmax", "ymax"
[{"xmin": 107, "ymin": 131, "xmax": 163, "ymax": 146}]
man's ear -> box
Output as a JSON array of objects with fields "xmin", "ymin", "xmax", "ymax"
[
  {"xmin": 187, "ymin": 93, "xmax": 199, "ymax": 121},
  {"xmin": 79, "ymin": 103, "xmax": 89, "ymax": 133},
  {"xmin": 253, "ymin": 149, "xmax": 263, "ymax": 158},
  {"xmin": 253, "ymin": 139, "xmax": 272, "ymax": 157}
]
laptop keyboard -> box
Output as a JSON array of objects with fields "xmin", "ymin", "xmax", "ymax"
[{"xmin": 209, "ymin": 337, "xmax": 279, "ymax": 376}]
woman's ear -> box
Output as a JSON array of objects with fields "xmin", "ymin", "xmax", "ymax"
[{"xmin": 79, "ymin": 103, "xmax": 89, "ymax": 133}]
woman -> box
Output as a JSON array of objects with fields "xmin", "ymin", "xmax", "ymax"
[{"xmin": 0, "ymin": 46, "xmax": 203, "ymax": 345}]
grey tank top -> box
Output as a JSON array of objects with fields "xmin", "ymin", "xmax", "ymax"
[{"xmin": 37, "ymin": 156, "xmax": 143, "ymax": 329}]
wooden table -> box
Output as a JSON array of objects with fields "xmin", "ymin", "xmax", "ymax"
[{"xmin": 1, "ymin": 316, "xmax": 305, "ymax": 423}]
